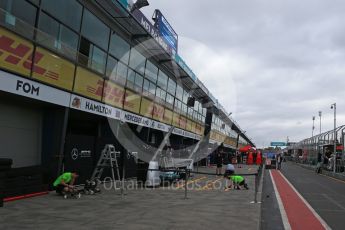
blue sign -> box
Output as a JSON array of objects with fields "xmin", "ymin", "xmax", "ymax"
[
  {"xmin": 153, "ymin": 10, "xmax": 178, "ymax": 53},
  {"xmin": 270, "ymin": 142, "xmax": 286, "ymax": 147},
  {"xmin": 132, "ymin": 10, "xmax": 173, "ymax": 56}
]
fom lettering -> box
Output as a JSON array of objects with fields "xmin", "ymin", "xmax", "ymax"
[{"xmin": 16, "ymin": 80, "xmax": 40, "ymax": 96}]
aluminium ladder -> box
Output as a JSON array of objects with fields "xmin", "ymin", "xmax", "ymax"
[{"xmin": 91, "ymin": 144, "xmax": 121, "ymax": 184}]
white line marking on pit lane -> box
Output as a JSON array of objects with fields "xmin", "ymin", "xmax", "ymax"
[
  {"xmin": 278, "ymin": 170, "xmax": 332, "ymax": 230},
  {"xmin": 269, "ymin": 170, "xmax": 291, "ymax": 230}
]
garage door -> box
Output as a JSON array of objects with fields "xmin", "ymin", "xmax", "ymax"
[{"xmin": 0, "ymin": 101, "xmax": 42, "ymax": 167}]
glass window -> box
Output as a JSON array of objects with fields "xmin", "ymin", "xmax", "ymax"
[
  {"xmin": 199, "ymin": 102, "xmax": 203, "ymax": 114},
  {"xmin": 115, "ymin": 62, "xmax": 127, "ymax": 85},
  {"xmin": 79, "ymin": 37, "xmax": 106, "ymax": 74},
  {"xmin": 127, "ymin": 69, "xmax": 135, "ymax": 89},
  {"xmin": 157, "ymin": 70, "xmax": 168, "ymax": 90},
  {"xmin": 38, "ymin": 12, "xmax": 58, "ymax": 36},
  {"xmin": 166, "ymin": 93, "xmax": 174, "ymax": 105},
  {"xmin": 188, "ymin": 108, "xmax": 193, "ymax": 117},
  {"xmin": 182, "ymin": 103, "xmax": 187, "ymax": 114},
  {"xmin": 167, "ymin": 78, "xmax": 176, "ymax": 96},
  {"xmin": 149, "ymin": 81, "xmax": 156, "ymax": 96},
  {"xmin": 145, "ymin": 60, "xmax": 158, "ymax": 83},
  {"xmin": 0, "ymin": 0, "xmax": 37, "ymax": 38},
  {"xmin": 109, "ymin": 33, "xmax": 130, "ymax": 64},
  {"xmin": 174, "ymin": 100, "xmax": 179, "ymax": 111},
  {"xmin": 92, "ymin": 46, "xmax": 106, "ymax": 74},
  {"xmin": 129, "ymin": 48, "xmax": 145, "ymax": 75},
  {"xmin": 59, "ymin": 25, "xmax": 79, "ymax": 55},
  {"xmin": 176, "ymin": 85, "xmax": 183, "ymax": 101},
  {"xmin": 81, "ymin": 9, "xmax": 110, "ymax": 50},
  {"xmin": 183, "ymin": 91, "xmax": 189, "ymax": 104},
  {"xmin": 194, "ymin": 100, "xmax": 199, "ymax": 111},
  {"xmin": 28, "ymin": 0, "xmax": 39, "ymax": 5},
  {"xmin": 193, "ymin": 112, "xmax": 198, "ymax": 120},
  {"xmin": 156, "ymin": 87, "xmax": 166, "ymax": 101},
  {"xmin": 41, "ymin": 0, "xmax": 82, "ymax": 31},
  {"xmin": 143, "ymin": 79, "xmax": 150, "ymax": 92},
  {"xmin": 38, "ymin": 13, "xmax": 78, "ymax": 59},
  {"xmin": 135, "ymin": 74, "xmax": 143, "ymax": 89},
  {"xmin": 106, "ymin": 55, "xmax": 118, "ymax": 79}
]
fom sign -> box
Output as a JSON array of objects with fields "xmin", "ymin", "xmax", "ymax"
[{"xmin": 16, "ymin": 80, "xmax": 40, "ymax": 96}]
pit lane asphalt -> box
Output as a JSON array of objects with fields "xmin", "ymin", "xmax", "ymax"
[
  {"xmin": 281, "ymin": 162, "xmax": 345, "ymax": 230},
  {"xmin": 260, "ymin": 168, "xmax": 284, "ymax": 230},
  {"xmin": 0, "ymin": 165, "xmax": 262, "ymax": 230}
]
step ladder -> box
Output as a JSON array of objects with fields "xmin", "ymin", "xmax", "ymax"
[{"xmin": 91, "ymin": 144, "xmax": 121, "ymax": 184}]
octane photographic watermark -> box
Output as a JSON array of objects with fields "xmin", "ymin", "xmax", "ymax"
[{"xmin": 101, "ymin": 176, "xmax": 231, "ymax": 191}]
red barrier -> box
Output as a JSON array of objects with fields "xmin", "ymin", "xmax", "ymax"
[
  {"xmin": 247, "ymin": 152, "xmax": 253, "ymax": 165},
  {"xmin": 256, "ymin": 153, "xmax": 262, "ymax": 165}
]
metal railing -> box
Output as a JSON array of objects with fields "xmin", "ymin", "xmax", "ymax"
[{"xmin": 141, "ymin": 164, "xmax": 263, "ymax": 203}]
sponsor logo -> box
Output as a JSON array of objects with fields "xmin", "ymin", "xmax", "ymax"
[
  {"xmin": 124, "ymin": 113, "xmax": 142, "ymax": 124},
  {"xmin": 0, "ymin": 33, "xmax": 59, "ymax": 80},
  {"xmin": 85, "ymin": 101, "xmax": 112, "ymax": 116},
  {"xmin": 16, "ymin": 80, "xmax": 39, "ymax": 96},
  {"xmin": 157, "ymin": 123, "xmax": 166, "ymax": 131},
  {"xmin": 152, "ymin": 104, "xmax": 164, "ymax": 119},
  {"xmin": 71, "ymin": 148, "xmax": 79, "ymax": 160},
  {"xmin": 71, "ymin": 148, "xmax": 92, "ymax": 161},
  {"xmin": 124, "ymin": 92, "xmax": 138, "ymax": 109},
  {"xmin": 72, "ymin": 97, "xmax": 81, "ymax": 109},
  {"xmin": 86, "ymin": 80, "xmax": 103, "ymax": 97},
  {"xmin": 179, "ymin": 117, "xmax": 187, "ymax": 127},
  {"xmin": 103, "ymin": 82, "xmax": 125, "ymax": 105}
]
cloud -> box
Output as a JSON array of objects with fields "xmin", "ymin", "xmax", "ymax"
[{"xmin": 142, "ymin": 0, "xmax": 345, "ymax": 147}]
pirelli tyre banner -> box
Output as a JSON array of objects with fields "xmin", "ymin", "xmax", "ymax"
[
  {"xmin": 103, "ymin": 80, "xmax": 125, "ymax": 109},
  {"xmin": 74, "ymin": 67, "xmax": 104, "ymax": 101},
  {"xmin": 124, "ymin": 89, "xmax": 141, "ymax": 114}
]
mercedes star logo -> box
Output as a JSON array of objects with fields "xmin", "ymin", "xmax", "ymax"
[{"xmin": 71, "ymin": 148, "xmax": 79, "ymax": 160}]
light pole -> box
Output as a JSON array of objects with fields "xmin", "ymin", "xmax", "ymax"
[
  {"xmin": 318, "ymin": 111, "xmax": 322, "ymax": 135},
  {"xmin": 331, "ymin": 103, "xmax": 336, "ymax": 173},
  {"xmin": 312, "ymin": 116, "xmax": 315, "ymax": 138}
]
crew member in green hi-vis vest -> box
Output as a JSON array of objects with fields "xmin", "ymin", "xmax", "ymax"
[
  {"xmin": 53, "ymin": 172, "xmax": 79, "ymax": 195},
  {"xmin": 224, "ymin": 164, "xmax": 249, "ymax": 190}
]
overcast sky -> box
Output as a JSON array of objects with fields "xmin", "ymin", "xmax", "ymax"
[{"xmin": 141, "ymin": 0, "xmax": 345, "ymax": 147}]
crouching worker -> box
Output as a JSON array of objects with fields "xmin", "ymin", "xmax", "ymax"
[
  {"xmin": 53, "ymin": 172, "xmax": 79, "ymax": 195},
  {"xmin": 224, "ymin": 164, "xmax": 249, "ymax": 190}
]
